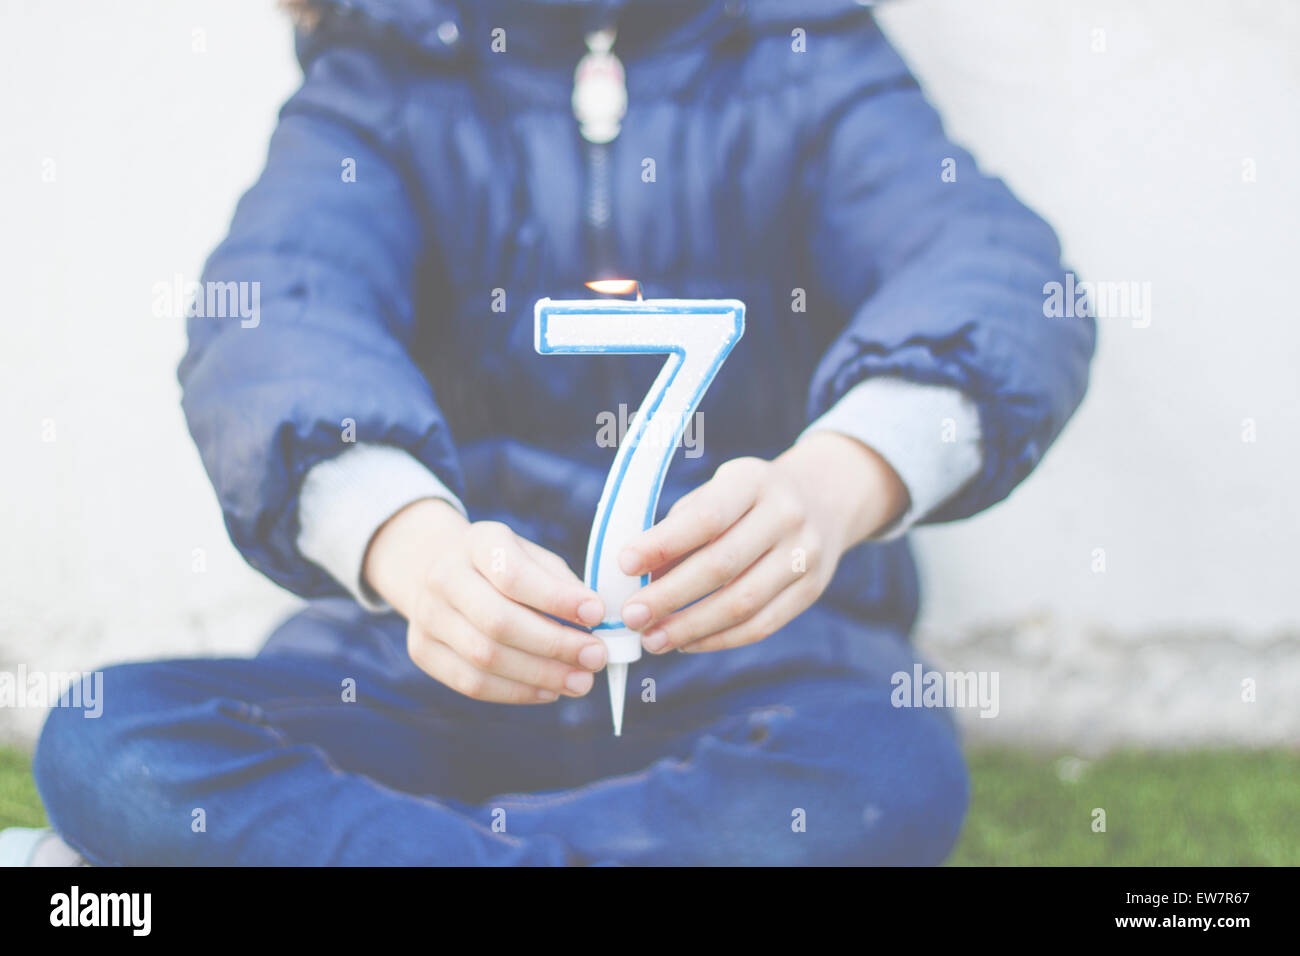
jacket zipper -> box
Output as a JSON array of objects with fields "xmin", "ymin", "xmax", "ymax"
[
  {"xmin": 573, "ymin": 27, "xmax": 625, "ymax": 278},
  {"xmin": 584, "ymin": 142, "xmax": 615, "ymax": 276}
]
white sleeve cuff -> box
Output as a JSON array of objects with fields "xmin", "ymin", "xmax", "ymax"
[
  {"xmin": 296, "ymin": 444, "xmax": 466, "ymax": 612},
  {"xmin": 799, "ymin": 377, "xmax": 983, "ymax": 540}
]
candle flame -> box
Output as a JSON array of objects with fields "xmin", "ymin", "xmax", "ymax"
[{"xmin": 585, "ymin": 278, "xmax": 642, "ymax": 298}]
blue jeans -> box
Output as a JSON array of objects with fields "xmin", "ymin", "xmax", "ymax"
[{"xmin": 33, "ymin": 599, "xmax": 969, "ymax": 865}]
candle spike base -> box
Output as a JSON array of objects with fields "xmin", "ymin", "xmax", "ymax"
[{"xmin": 606, "ymin": 661, "xmax": 628, "ymax": 737}]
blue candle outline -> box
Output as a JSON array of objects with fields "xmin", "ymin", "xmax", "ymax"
[{"xmin": 535, "ymin": 299, "xmax": 746, "ymax": 624}]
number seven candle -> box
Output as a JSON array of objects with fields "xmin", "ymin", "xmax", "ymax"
[{"xmin": 535, "ymin": 281, "xmax": 745, "ymax": 735}]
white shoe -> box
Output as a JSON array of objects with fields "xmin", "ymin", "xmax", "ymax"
[{"xmin": 0, "ymin": 828, "xmax": 87, "ymax": 866}]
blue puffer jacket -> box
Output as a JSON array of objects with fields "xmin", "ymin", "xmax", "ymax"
[{"xmin": 179, "ymin": 0, "xmax": 1095, "ymax": 637}]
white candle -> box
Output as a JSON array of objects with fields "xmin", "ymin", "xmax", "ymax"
[{"xmin": 535, "ymin": 284, "xmax": 745, "ymax": 735}]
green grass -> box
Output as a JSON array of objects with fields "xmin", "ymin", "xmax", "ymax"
[
  {"xmin": 0, "ymin": 747, "xmax": 46, "ymax": 830},
  {"xmin": 2, "ymin": 745, "xmax": 1296, "ymax": 864},
  {"xmin": 948, "ymin": 748, "xmax": 1300, "ymax": 866}
]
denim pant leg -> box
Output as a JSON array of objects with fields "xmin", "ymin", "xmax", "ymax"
[
  {"xmin": 476, "ymin": 670, "xmax": 970, "ymax": 866},
  {"xmin": 32, "ymin": 653, "xmax": 582, "ymax": 865},
  {"xmin": 33, "ymin": 601, "xmax": 968, "ymax": 865}
]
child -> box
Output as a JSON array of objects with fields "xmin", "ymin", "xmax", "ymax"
[{"xmin": 26, "ymin": 0, "xmax": 1093, "ymax": 865}]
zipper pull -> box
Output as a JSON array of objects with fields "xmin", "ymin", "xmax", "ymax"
[{"xmin": 572, "ymin": 27, "xmax": 626, "ymax": 144}]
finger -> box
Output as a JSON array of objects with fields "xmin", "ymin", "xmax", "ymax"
[
  {"xmin": 650, "ymin": 552, "xmax": 689, "ymax": 581},
  {"xmin": 518, "ymin": 538, "xmax": 585, "ymax": 586},
  {"xmin": 678, "ymin": 577, "xmax": 816, "ymax": 654},
  {"xmin": 646, "ymin": 492, "xmax": 716, "ymax": 580},
  {"xmin": 468, "ymin": 527, "xmax": 603, "ymax": 626},
  {"xmin": 407, "ymin": 632, "xmax": 560, "ymax": 704},
  {"xmin": 646, "ymin": 499, "xmax": 701, "ymax": 581},
  {"xmin": 619, "ymin": 468, "xmax": 762, "ymax": 576},
  {"xmin": 432, "ymin": 608, "xmax": 595, "ymax": 697},
  {"xmin": 437, "ymin": 566, "xmax": 607, "ymax": 671},
  {"xmin": 621, "ymin": 507, "xmax": 784, "ymax": 630},
  {"xmin": 639, "ymin": 550, "xmax": 802, "ymax": 653}
]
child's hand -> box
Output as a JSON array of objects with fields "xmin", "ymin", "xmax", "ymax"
[
  {"xmin": 364, "ymin": 499, "xmax": 608, "ymax": 703},
  {"xmin": 618, "ymin": 433, "xmax": 908, "ymax": 654}
]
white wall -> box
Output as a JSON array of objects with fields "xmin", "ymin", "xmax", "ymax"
[
  {"xmin": 0, "ymin": 2, "xmax": 302, "ymax": 745},
  {"xmin": 2, "ymin": 1, "xmax": 1296, "ymax": 749},
  {"xmin": 876, "ymin": 0, "xmax": 1300, "ymax": 750},
  {"xmin": 883, "ymin": 0, "xmax": 1300, "ymax": 637}
]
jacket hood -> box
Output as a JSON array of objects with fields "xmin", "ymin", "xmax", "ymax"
[{"xmin": 287, "ymin": 0, "xmax": 881, "ymax": 66}]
